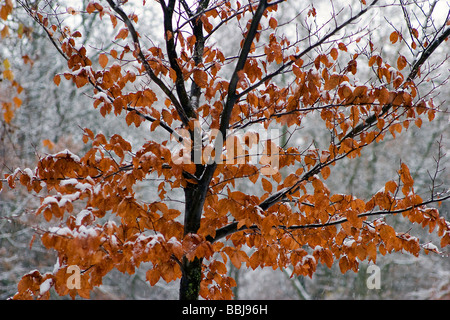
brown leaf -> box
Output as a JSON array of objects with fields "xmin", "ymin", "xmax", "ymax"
[
  {"xmin": 390, "ymin": 31, "xmax": 399, "ymax": 44},
  {"xmin": 269, "ymin": 17, "xmax": 278, "ymax": 29},
  {"xmin": 53, "ymin": 74, "xmax": 61, "ymax": 86},
  {"xmin": 397, "ymin": 55, "xmax": 407, "ymax": 70},
  {"xmin": 193, "ymin": 69, "xmax": 208, "ymax": 88},
  {"xmin": 330, "ymin": 48, "xmax": 338, "ymax": 60},
  {"xmin": 99, "ymin": 53, "xmax": 108, "ymax": 68},
  {"xmin": 115, "ymin": 28, "xmax": 129, "ymax": 40}
]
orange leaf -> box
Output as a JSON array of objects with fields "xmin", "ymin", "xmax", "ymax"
[
  {"xmin": 99, "ymin": 53, "xmax": 108, "ymax": 68},
  {"xmin": 330, "ymin": 48, "xmax": 338, "ymax": 60},
  {"xmin": 53, "ymin": 74, "xmax": 61, "ymax": 86},
  {"xmin": 368, "ymin": 55, "xmax": 377, "ymax": 67},
  {"xmin": 338, "ymin": 42, "xmax": 347, "ymax": 51},
  {"xmin": 13, "ymin": 96, "xmax": 22, "ymax": 107},
  {"xmin": 339, "ymin": 256, "xmax": 349, "ymax": 273},
  {"xmin": 193, "ymin": 69, "xmax": 208, "ymax": 88},
  {"xmin": 321, "ymin": 166, "xmax": 331, "ymax": 180},
  {"xmin": 115, "ymin": 28, "xmax": 129, "ymax": 40},
  {"xmin": 3, "ymin": 69, "xmax": 14, "ymax": 81},
  {"xmin": 390, "ymin": 31, "xmax": 399, "ymax": 44},
  {"xmin": 161, "ymin": 109, "xmax": 173, "ymax": 126},
  {"xmin": 1, "ymin": 25, "xmax": 9, "ymax": 38},
  {"xmin": 146, "ymin": 269, "xmax": 160, "ymax": 286},
  {"xmin": 262, "ymin": 178, "xmax": 272, "ymax": 193},
  {"xmin": 428, "ymin": 109, "xmax": 436, "ymax": 121},
  {"xmin": 415, "ymin": 118, "xmax": 422, "ymax": 128},
  {"xmin": 269, "ymin": 17, "xmax": 278, "ymax": 29},
  {"xmin": 42, "ymin": 139, "xmax": 55, "ymax": 150},
  {"xmin": 397, "ymin": 55, "xmax": 407, "ymax": 70},
  {"xmin": 150, "ymin": 119, "xmax": 160, "ymax": 131},
  {"xmin": 324, "ymin": 74, "xmax": 342, "ymax": 90},
  {"xmin": 385, "ymin": 180, "xmax": 397, "ymax": 194}
]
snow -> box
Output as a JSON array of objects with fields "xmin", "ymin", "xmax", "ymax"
[
  {"xmin": 388, "ymin": 66, "xmax": 398, "ymax": 74},
  {"xmin": 76, "ymin": 182, "xmax": 92, "ymax": 192},
  {"xmin": 59, "ymin": 178, "xmax": 79, "ymax": 186},
  {"xmin": 168, "ymin": 237, "xmax": 181, "ymax": 246},
  {"xmin": 93, "ymin": 184, "xmax": 102, "ymax": 195},
  {"xmin": 313, "ymin": 245, "xmax": 323, "ymax": 252},
  {"xmin": 68, "ymin": 65, "xmax": 94, "ymax": 79},
  {"xmin": 343, "ymin": 239, "xmax": 355, "ymax": 247},
  {"xmin": 42, "ymin": 196, "xmax": 58, "ymax": 206},
  {"xmin": 375, "ymin": 186, "xmax": 385, "ymax": 194},
  {"xmin": 39, "ymin": 279, "xmax": 53, "ymax": 295},
  {"xmin": 423, "ymin": 243, "xmax": 439, "ymax": 252},
  {"xmin": 147, "ymin": 234, "xmax": 164, "ymax": 247},
  {"xmin": 52, "ymin": 259, "xmax": 61, "ymax": 274},
  {"xmin": 60, "ymin": 179, "xmax": 92, "ymax": 192},
  {"xmin": 255, "ymin": 205, "xmax": 266, "ymax": 219},
  {"xmin": 49, "ymin": 226, "xmax": 72, "ymax": 236},
  {"xmin": 42, "ymin": 192, "xmax": 81, "ymax": 208},
  {"xmin": 106, "ymin": 220, "xmax": 117, "ymax": 229},
  {"xmin": 49, "ymin": 225, "xmax": 99, "ymax": 238},
  {"xmin": 23, "ymin": 168, "xmax": 34, "ymax": 178},
  {"xmin": 79, "ymin": 225, "xmax": 98, "ymax": 238},
  {"xmin": 302, "ymin": 254, "xmax": 316, "ymax": 264},
  {"xmin": 93, "ymin": 91, "xmax": 110, "ymax": 101},
  {"xmin": 54, "ymin": 149, "xmax": 81, "ymax": 162},
  {"xmin": 109, "ymin": 235, "xmax": 119, "ymax": 246},
  {"xmin": 76, "ymin": 209, "xmax": 92, "ymax": 225}
]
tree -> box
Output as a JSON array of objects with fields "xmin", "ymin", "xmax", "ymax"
[{"xmin": 2, "ymin": 0, "xmax": 450, "ymax": 300}]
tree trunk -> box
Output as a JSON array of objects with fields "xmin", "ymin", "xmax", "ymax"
[
  {"xmin": 179, "ymin": 256, "xmax": 203, "ymax": 300},
  {"xmin": 179, "ymin": 169, "xmax": 211, "ymax": 299}
]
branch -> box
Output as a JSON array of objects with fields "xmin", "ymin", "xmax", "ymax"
[
  {"xmin": 209, "ymin": 192, "xmax": 450, "ymax": 243},
  {"xmin": 105, "ymin": 0, "xmax": 192, "ymax": 126},
  {"xmin": 219, "ymin": 0, "xmax": 268, "ymax": 136},
  {"xmin": 187, "ymin": 0, "xmax": 210, "ymax": 109},
  {"xmin": 236, "ymin": 0, "xmax": 380, "ymax": 101},
  {"xmin": 407, "ymin": 26, "xmax": 450, "ymax": 82},
  {"xmin": 88, "ymin": 69, "xmax": 184, "ymax": 142},
  {"xmin": 126, "ymin": 106, "xmax": 183, "ymax": 142},
  {"xmin": 286, "ymin": 8, "xmax": 450, "ymax": 183},
  {"xmin": 19, "ymin": 1, "xmax": 184, "ymax": 143},
  {"xmin": 17, "ymin": 1, "xmax": 69, "ymax": 61},
  {"xmin": 159, "ymin": 0, "xmax": 197, "ymax": 122},
  {"xmin": 343, "ymin": 25, "xmax": 450, "ymax": 142}
]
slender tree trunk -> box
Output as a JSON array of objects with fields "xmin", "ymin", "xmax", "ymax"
[
  {"xmin": 179, "ymin": 256, "xmax": 203, "ymax": 300},
  {"xmin": 179, "ymin": 164, "xmax": 214, "ymax": 299},
  {"xmin": 179, "ymin": 180, "xmax": 201, "ymax": 300}
]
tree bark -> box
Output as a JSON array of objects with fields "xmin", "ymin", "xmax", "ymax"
[
  {"xmin": 179, "ymin": 157, "xmax": 212, "ymax": 299},
  {"xmin": 179, "ymin": 256, "xmax": 203, "ymax": 300}
]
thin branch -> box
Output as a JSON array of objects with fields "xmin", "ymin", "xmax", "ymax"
[
  {"xmin": 17, "ymin": 0, "xmax": 69, "ymax": 60},
  {"xmin": 236, "ymin": 0, "xmax": 380, "ymax": 101},
  {"xmin": 159, "ymin": 0, "xmax": 197, "ymax": 122},
  {"xmin": 219, "ymin": 0, "xmax": 269, "ymax": 136},
  {"xmin": 343, "ymin": 24, "xmax": 450, "ymax": 142},
  {"xmin": 105, "ymin": 0, "xmax": 192, "ymax": 125},
  {"xmin": 209, "ymin": 192, "xmax": 450, "ymax": 243}
]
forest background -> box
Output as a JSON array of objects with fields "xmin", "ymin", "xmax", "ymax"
[{"xmin": 0, "ymin": 0, "xmax": 449, "ymax": 299}]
